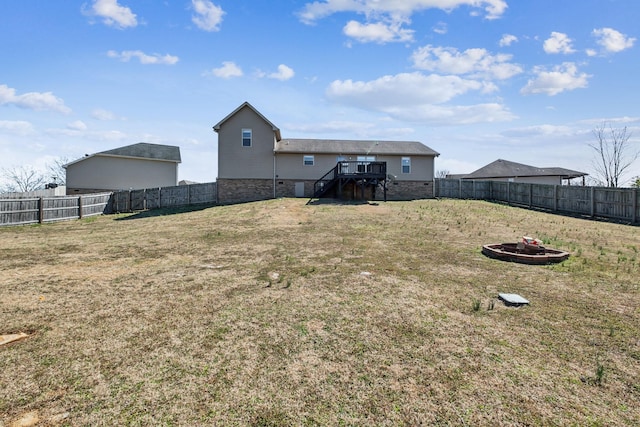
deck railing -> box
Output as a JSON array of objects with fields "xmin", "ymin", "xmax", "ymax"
[{"xmin": 313, "ymin": 161, "xmax": 387, "ymax": 198}]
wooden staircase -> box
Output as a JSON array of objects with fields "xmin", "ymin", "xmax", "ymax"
[{"xmin": 312, "ymin": 161, "xmax": 387, "ymax": 201}]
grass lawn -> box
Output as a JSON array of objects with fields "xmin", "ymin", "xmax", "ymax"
[{"xmin": 1, "ymin": 198, "xmax": 639, "ymax": 426}]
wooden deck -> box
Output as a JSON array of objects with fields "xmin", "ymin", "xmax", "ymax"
[{"xmin": 313, "ymin": 161, "xmax": 387, "ymax": 201}]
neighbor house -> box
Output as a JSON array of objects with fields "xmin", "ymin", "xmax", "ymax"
[
  {"xmin": 65, "ymin": 142, "xmax": 181, "ymax": 194},
  {"xmin": 213, "ymin": 102, "xmax": 440, "ymax": 204},
  {"xmin": 459, "ymin": 159, "xmax": 587, "ymax": 185}
]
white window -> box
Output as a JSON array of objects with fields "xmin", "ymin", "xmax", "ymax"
[
  {"xmin": 357, "ymin": 156, "xmax": 376, "ymax": 163},
  {"xmin": 402, "ymin": 157, "xmax": 411, "ymax": 174},
  {"xmin": 356, "ymin": 155, "xmax": 375, "ymax": 173},
  {"xmin": 242, "ymin": 128, "xmax": 252, "ymax": 147},
  {"xmin": 303, "ymin": 155, "xmax": 315, "ymax": 166}
]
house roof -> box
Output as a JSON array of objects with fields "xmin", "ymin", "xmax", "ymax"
[
  {"xmin": 99, "ymin": 143, "xmax": 181, "ymax": 162},
  {"xmin": 275, "ymin": 139, "xmax": 440, "ymax": 157},
  {"xmin": 463, "ymin": 159, "xmax": 587, "ymax": 179},
  {"xmin": 65, "ymin": 142, "xmax": 181, "ymax": 167},
  {"xmin": 212, "ymin": 101, "xmax": 282, "ymax": 141}
]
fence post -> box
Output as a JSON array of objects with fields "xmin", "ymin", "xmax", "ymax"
[
  {"xmin": 553, "ymin": 185, "xmax": 558, "ymax": 211},
  {"xmin": 529, "ymin": 183, "xmax": 533, "ymax": 208},
  {"xmin": 38, "ymin": 197, "xmax": 44, "ymax": 224},
  {"xmin": 633, "ymin": 188, "xmax": 638, "ymax": 224},
  {"xmin": 590, "ymin": 186, "xmax": 596, "ymax": 218},
  {"xmin": 458, "ymin": 179, "xmax": 462, "ymax": 199},
  {"xmin": 507, "ymin": 182, "xmax": 511, "ymax": 205},
  {"xmin": 78, "ymin": 196, "xmax": 83, "ymax": 219}
]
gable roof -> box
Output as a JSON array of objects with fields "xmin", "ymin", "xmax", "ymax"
[
  {"xmin": 99, "ymin": 143, "xmax": 181, "ymax": 162},
  {"xmin": 65, "ymin": 142, "xmax": 181, "ymax": 167},
  {"xmin": 213, "ymin": 101, "xmax": 282, "ymax": 141},
  {"xmin": 275, "ymin": 138, "xmax": 439, "ymax": 156},
  {"xmin": 463, "ymin": 159, "xmax": 587, "ymax": 180}
]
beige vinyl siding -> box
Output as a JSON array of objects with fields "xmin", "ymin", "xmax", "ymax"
[
  {"xmin": 275, "ymin": 152, "xmax": 435, "ymax": 181},
  {"xmin": 217, "ymin": 106, "xmax": 276, "ymax": 179},
  {"xmin": 275, "ymin": 153, "xmax": 338, "ymax": 180},
  {"xmin": 66, "ymin": 156, "xmax": 178, "ymax": 191},
  {"xmin": 374, "ymin": 155, "xmax": 434, "ymax": 181}
]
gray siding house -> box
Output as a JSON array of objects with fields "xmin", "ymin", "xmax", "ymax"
[
  {"xmin": 460, "ymin": 159, "xmax": 587, "ymax": 185},
  {"xmin": 214, "ymin": 102, "xmax": 440, "ymax": 204},
  {"xmin": 65, "ymin": 143, "xmax": 181, "ymax": 194}
]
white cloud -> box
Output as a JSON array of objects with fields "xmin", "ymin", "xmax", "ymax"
[
  {"xmin": 521, "ymin": 62, "xmax": 590, "ymax": 96},
  {"xmin": 191, "ymin": 0, "xmax": 225, "ymax": 32},
  {"xmin": 387, "ymin": 103, "xmax": 515, "ymax": 124},
  {"xmin": 209, "ymin": 61, "xmax": 243, "ymax": 78},
  {"xmin": 499, "ymin": 34, "xmax": 518, "ymax": 47},
  {"xmin": 288, "ymin": 120, "xmax": 414, "ymax": 139},
  {"xmin": 543, "ymin": 32, "xmax": 575, "ymax": 54},
  {"xmin": 85, "ymin": 0, "xmax": 137, "ymax": 29},
  {"xmin": 433, "ymin": 22, "xmax": 448, "ymax": 35},
  {"xmin": 411, "ymin": 45, "xmax": 523, "ymax": 80},
  {"xmin": 343, "ymin": 20, "xmax": 414, "ymax": 43},
  {"xmin": 67, "ymin": 120, "xmax": 87, "ymax": 131},
  {"xmin": 327, "ymin": 72, "xmax": 483, "ymax": 107},
  {"xmin": 298, "ymin": 0, "xmax": 508, "ymax": 24},
  {"xmin": 91, "ymin": 108, "xmax": 117, "ymax": 120},
  {"xmin": 46, "ymin": 127, "xmax": 129, "ymax": 142},
  {"xmin": 592, "ymin": 27, "xmax": 635, "ymax": 53},
  {"xmin": 107, "ymin": 50, "xmax": 179, "ymax": 65},
  {"xmin": 288, "ymin": 120, "xmax": 377, "ymax": 134},
  {"xmin": 501, "ymin": 124, "xmax": 573, "ymax": 138},
  {"xmin": 0, "ymin": 84, "xmax": 71, "ymax": 114},
  {"xmin": 325, "ymin": 71, "xmax": 516, "ymax": 124},
  {"xmin": 0, "ymin": 120, "xmax": 34, "ymax": 135},
  {"xmin": 268, "ymin": 64, "xmax": 295, "ymax": 81}
]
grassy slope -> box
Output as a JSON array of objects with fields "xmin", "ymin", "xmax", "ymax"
[{"xmin": 1, "ymin": 199, "xmax": 639, "ymax": 426}]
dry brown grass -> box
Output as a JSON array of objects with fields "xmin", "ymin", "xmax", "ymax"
[{"xmin": 1, "ymin": 198, "xmax": 639, "ymax": 426}]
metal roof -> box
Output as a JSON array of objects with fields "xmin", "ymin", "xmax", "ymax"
[
  {"xmin": 275, "ymin": 138, "xmax": 440, "ymax": 156},
  {"xmin": 463, "ymin": 159, "xmax": 587, "ymax": 179}
]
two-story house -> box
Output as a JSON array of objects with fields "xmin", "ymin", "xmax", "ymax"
[{"xmin": 213, "ymin": 102, "xmax": 440, "ymax": 204}]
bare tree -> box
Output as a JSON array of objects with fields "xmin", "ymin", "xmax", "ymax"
[
  {"xmin": 435, "ymin": 169, "xmax": 450, "ymax": 179},
  {"xmin": 46, "ymin": 156, "xmax": 70, "ymax": 186},
  {"xmin": 0, "ymin": 165, "xmax": 47, "ymax": 193},
  {"xmin": 589, "ymin": 122, "xmax": 639, "ymax": 187}
]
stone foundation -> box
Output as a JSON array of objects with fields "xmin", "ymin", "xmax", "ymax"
[
  {"xmin": 383, "ymin": 180, "xmax": 434, "ymax": 201},
  {"xmin": 216, "ymin": 178, "xmax": 435, "ymax": 204},
  {"xmin": 216, "ymin": 178, "xmax": 274, "ymax": 204},
  {"xmin": 274, "ymin": 179, "xmax": 316, "ymax": 198}
]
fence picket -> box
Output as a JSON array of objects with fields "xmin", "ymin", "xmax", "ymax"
[
  {"xmin": 0, "ymin": 193, "xmax": 112, "ymax": 227},
  {"xmin": 435, "ymin": 179, "xmax": 639, "ymax": 224}
]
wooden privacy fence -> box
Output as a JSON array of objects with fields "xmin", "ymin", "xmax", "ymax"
[
  {"xmin": 0, "ymin": 193, "xmax": 112, "ymax": 227},
  {"xmin": 110, "ymin": 182, "xmax": 217, "ymax": 213},
  {"xmin": 435, "ymin": 179, "xmax": 640, "ymax": 224}
]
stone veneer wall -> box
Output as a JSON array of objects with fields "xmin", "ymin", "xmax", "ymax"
[
  {"xmin": 217, "ymin": 178, "xmax": 274, "ymax": 204},
  {"xmin": 383, "ymin": 180, "xmax": 434, "ymax": 201},
  {"xmin": 274, "ymin": 179, "xmax": 316, "ymax": 198},
  {"xmin": 217, "ymin": 178, "xmax": 435, "ymax": 204}
]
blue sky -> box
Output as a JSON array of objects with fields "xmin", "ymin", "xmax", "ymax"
[{"xmin": 1, "ymin": 0, "xmax": 638, "ymax": 186}]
